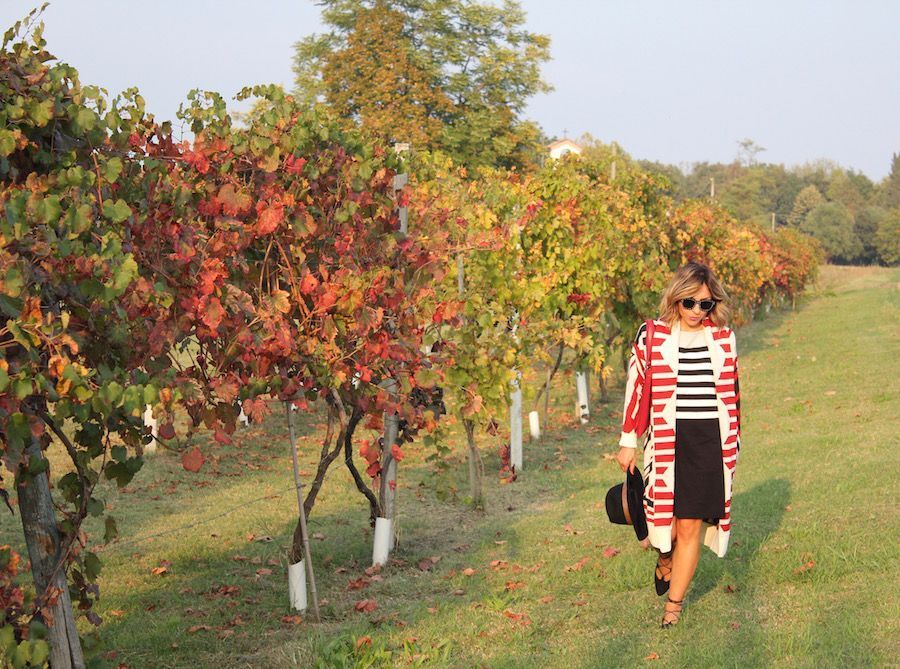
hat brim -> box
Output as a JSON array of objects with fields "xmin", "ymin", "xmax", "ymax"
[{"xmin": 625, "ymin": 467, "xmax": 648, "ymax": 541}]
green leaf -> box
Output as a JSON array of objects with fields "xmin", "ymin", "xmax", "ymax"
[
  {"xmin": 111, "ymin": 445, "xmax": 126, "ymax": 463},
  {"xmin": 102, "ymin": 157, "xmax": 123, "ymax": 183},
  {"xmin": 0, "ymin": 128, "xmax": 17, "ymax": 156},
  {"xmin": 111, "ymin": 255, "xmax": 138, "ymax": 295},
  {"xmin": 83, "ymin": 551, "xmax": 102, "ymax": 580},
  {"xmin": 102, "ymin": 199, "xmax": 131, "ymax": 223},
  {"xmin": 104, "ymin": 515, "xmax": 118, "ymax": 542},
  {"xmin": 3, "ymin": 266, "xmax": 24, "ymax": 297},
  {"xmin": 73, "ymin": 107, "xmax": 97, "ymax": 132}
]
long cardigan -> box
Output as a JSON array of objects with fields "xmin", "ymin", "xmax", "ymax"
[{"xmin": 618, "ymin": 318, "xmax": 742, "ymax": 557}]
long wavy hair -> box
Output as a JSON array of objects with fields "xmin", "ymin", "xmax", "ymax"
[{"xmin": 658, "ymin": 262, "xmax": 731, "ymax": 327}]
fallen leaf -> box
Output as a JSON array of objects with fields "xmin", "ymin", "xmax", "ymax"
[
  {"xmin": 462, "ymin": 568, "xmax": 477, "ymax": 577},
  {"xmin": 565, "ymin": 557, "xmax": 590, "ymax": 572},
  {"xmin": 501, "ymin": 609, "xmax": 531, "ymax": 626},
  {"xmin": 108, "ymin": 609, "xmax": 125, "ymax": 618},
  {"xmin": 489, "ymin": 560, "xmax": 508, "ymax": 571},
  {"xmin": 724, "ymin": 584, "xmax": 737, "ymax": 593},
  {"xmin": 355, "ymin": 636, "xmax": 372, "ymax": 650},
  {"xmin": 418, "ymin": 556, "xmax": 441, "ymax": 571},
  {"xmin": 539, "ymin": 595, "xmax": 555, "ymax": 604},
  {"xmin": 824, "ymin": 390, "xmax": 836, "ymax": 396},
  {"xmin": 254, "ymin": 535, "xmax": 274, "ymax": 543},
  {"xmin": 452, "ymin": 589, "xmax": 465, "ymax": 596},
  {"xmin": 364, "ymin": 564, "xmax": 382, "ymax": 577},
  {"xmin": 280, "ymin": 615, "xmax": 303, "ymax": 625},
  {"xmin": 573, "ymin": 599, "xmax": 588, "ymax": 606},
  {"xmin": 730, "ymin": 622, "xmax": 741, "ymax": 630},
  {"xmin": 347, "ymin": 577, "xmax": 370, "ymax": 591},
  {"xmin": 354, "ymin": 599, "xmax": 378, "ymax": 613},
  {"xmin": 230, "ymin": 555, "xmax": 249, "ymax": 562},
  {"xmin": 312, "ymin": 532, "xmax": 326, "ymax": 541},
  {"xmin": 187, "ymin": 625, "xmax": 212, "ymax": 634},
  {"xmin": 255, "ymin": 568, "xmax": 273, "ymax": 577},
  {"xmin": 505, "ymin": 581, "xmax": 524, "ymax": 592},
  {"xmin": 150, "ymin": 566, "xmax": 168, "ymax": 576},
  {"xmin": 793, "ymin": 560, "xmax": 815, "ymax": 574},
  {"xmin": 494, "ymin": 540, "xmax": 507, "ymax": 545},
  {"xmin": 646, "ymin": 652, "xmax": 660, "ymax": 660},
  {"xmin": 602, "ymin": 547, "xmax": 620, "ymax": 559}
]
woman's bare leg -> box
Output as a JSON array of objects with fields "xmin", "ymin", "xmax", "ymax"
[{"xmin": 664, "ymin": 517, "xmax": 702, "ymax": 623}]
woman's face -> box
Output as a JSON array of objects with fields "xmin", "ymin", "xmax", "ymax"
[{"xmin": 677, "ymin": 283, "xmax": 713, "ymax": 330}]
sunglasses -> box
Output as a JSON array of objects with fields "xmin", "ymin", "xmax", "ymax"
[{"xmin": 680, "ymin": 298, "xmax": 717, "ymax": 312}]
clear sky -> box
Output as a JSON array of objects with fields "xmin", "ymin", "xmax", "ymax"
[{"xmin": 3, "ymin": 1, "xmax": 898, "ymax": 179}]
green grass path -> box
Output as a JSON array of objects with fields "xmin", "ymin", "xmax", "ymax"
[{"xmin": 3, "ymin": 266, "xmax": 898, "ymax": 668}]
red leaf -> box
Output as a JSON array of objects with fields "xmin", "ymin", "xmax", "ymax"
[
  {"xmin": 182, "ymin": 447, "xmax": 205, "ymax": 473},
  {"xmin": 300, "ymin": 273, "xmax": 319, "ymax": 295},
  {"xmin": 158, "ymin": 423, "xmax": 176, "ymax": 440},
  {"xmin": 391, "ymin": 444, "xmax": 405, "ymax": 462},
  {"xmin": 202, "ymin": 297, "xmax": 225, "ymax": 331},
  {"xmin": 256, "ymin": 202, "xmax": 284, "ymax": 235},
  {"xmin": 213, "ymin": 429, "xmax": 233, "ymax": 446},
  {"xmin": 602, "ymin": 547, "xmax": 620, "ymax": 559}
]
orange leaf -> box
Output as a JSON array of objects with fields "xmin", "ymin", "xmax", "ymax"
[
  {"xmin": 565, "ymin": 557, "xmax": 590, "ymax": 572},
  {"xmin": 602, "ymin": 547, "xmax": 620, "ymax": 559},
  {"xmin": 355, "ymin": 636, "xmax": 372, "ymax": 650}
]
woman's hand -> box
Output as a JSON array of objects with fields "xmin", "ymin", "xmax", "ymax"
[{"xmin": 616, "ymin": 447, "xmax": 636, "ymax": 473}]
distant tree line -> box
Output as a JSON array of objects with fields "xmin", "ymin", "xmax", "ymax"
[
  {"xmin": 290, "ymin": 0, "xmax": 897, "ymax": 267},
  {"xmin": 634, "ymin": 149, "xmax": 900, "ymax": 267}
]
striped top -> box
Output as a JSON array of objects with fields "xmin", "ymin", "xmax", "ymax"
[{"xmin": 676, "ymin": 329, "xmax": 718, "ymax": 420}]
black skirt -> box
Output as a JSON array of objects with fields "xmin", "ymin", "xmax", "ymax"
[{"xmin": 673, "ymin": 418, "xmax": 725, "ymax": 520}]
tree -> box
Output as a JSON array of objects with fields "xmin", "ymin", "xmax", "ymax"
[
  {"xmin": 873, "ymin": 208, "xmax": 900, "ymax": 266},
  {"xmin": 800, "ymin": 202, "xmax": 863, "ymax": 263},
  {"xmin": 319, "ymin": 5, "xmax": 454, "ymax": 150},
  {"xmin": 876, "ymin": 153, "xmax": 900, "ymax": 209},
  {"xmin": 787, "ymin": 185, "xmax": 825, "ymax": 227},
  {"xmin": 736, "ymin": 138, "xmax": 766, "ymax": 166},
  {"xmin": 854, "ymin": 206, "xmax": 887, "ymax": 264},
  {"xmin": 293, "ymin": 0, "xmax": 551, "ymax": 169}
]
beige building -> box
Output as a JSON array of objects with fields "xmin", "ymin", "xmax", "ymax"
[{"xmin": 547, "ymin": 138, "xmax": 583, "ymax": 160}]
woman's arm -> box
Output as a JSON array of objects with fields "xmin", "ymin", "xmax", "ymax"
[
  {"xmin": 616, "ymin": 323, "xmax": 649, "ymax": 472},
  {"xmin": 732, "ymin": 331, "xmax": 741, "ymax": 453}
]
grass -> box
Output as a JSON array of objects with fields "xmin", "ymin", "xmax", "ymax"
[{"xmin": 2, "ymin": 264, "xmax": 899, "ymax": 668}]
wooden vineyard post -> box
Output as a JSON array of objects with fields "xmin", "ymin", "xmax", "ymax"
[{"xmin": 285, "ymin": 402, "xmax": 320, "ymax": 622}]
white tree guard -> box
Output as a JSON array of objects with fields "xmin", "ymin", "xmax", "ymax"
[
  {"xmin": 528, "ymin": 410, "xmax": 541, "ymax": 441},
  {"xmin": 576, "ymin": 371, "xmax": 590, "ymax": 424},
  {"xmin": 142, "ymin": 404, "xmax": 157, "ymax": 454},
  {"xmin": 372, "ymin": 517, "xmax": 394, "ymax": 566},
  {"xmin": 288, "ymin": 560, "xmax": 307, "ymax": 612},
  {"xmin": 510, "ymin": 376, "xmax": 523, "ymax": 472}
]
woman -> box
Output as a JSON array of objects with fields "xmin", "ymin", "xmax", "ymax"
[{"xmin": 616, "ymin": 262, "xmax": 742, "ymax": 628}]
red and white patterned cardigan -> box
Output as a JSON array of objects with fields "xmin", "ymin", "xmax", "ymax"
[{"xmin": 618, "ymin": 318, "xmax": 742, "ymax": 557}]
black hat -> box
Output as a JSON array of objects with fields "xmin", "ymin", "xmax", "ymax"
[{"xmin": 605, "ymin": 467, "xmax": 648, "ymax": 541}]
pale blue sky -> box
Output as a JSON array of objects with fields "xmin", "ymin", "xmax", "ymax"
[{"xmin": 3, "ymin": 1, "xmax": 898, "ymax": 179}]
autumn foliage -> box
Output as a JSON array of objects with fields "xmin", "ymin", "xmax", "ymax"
[{"xmin": 0, "ymin": 12, "xmax": 819, "ymax": 661}]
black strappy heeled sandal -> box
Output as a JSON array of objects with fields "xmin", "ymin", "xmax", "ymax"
[
  {"xmin": 654, "ymin": 550, "xmax": 673, "ymax": 596},
  {"xmin": 660, "ymin": 597, "xmax": 684, "ymax": 628}
]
